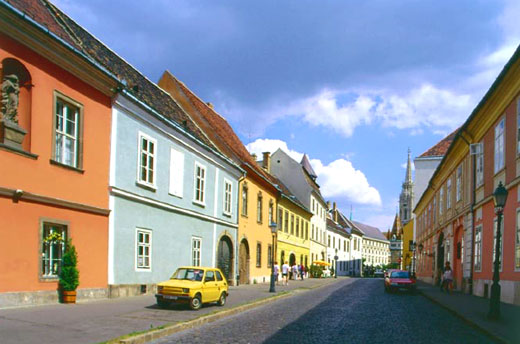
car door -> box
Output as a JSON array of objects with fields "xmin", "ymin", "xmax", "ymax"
[
  {"xmin": 215, "ymin": 270, "xmax": 228, "ymax": 294},
  {"xmin": 203, "ymin": 270, "xmax": 219, "ymax": 302}
]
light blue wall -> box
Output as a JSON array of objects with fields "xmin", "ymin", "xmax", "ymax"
[{"xmin": 109, "ymin": 96, "xmax": 241, "ymax": 284}]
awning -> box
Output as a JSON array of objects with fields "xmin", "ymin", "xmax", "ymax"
[{"xmin": 312, "ymin": 260, "xmax": 331, "ymax": 267}]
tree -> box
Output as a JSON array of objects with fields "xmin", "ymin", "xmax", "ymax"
[{"xmin": 59, "ymin": 239, "xmax": 79, "ymax": 291}]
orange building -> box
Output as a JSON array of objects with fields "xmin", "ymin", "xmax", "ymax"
[{"xmin": 0, "ymin": 1, "xmax": 117, "ymax": 306}]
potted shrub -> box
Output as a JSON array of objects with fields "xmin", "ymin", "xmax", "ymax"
[{"xmin": 59, "ymin": 239, "xmax": 79, "ymax": 303}]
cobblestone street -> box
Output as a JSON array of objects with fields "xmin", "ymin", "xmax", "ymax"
[{"xmin": 155, "ymin": 278, "xmax": 497, "ymax": 344}]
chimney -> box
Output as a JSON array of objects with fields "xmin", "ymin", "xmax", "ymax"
[
  {"xmin": 262, "ymin": 152, "xmax": 271, "ymax": 173},
  {"xmin": 206, "ymin": 102, "xmax": 214, "ymax": 109},
  {"xmin": 251, "ymin": 153, "xmax": 257, "ymax": 161},
  {"xmin": 333, "ymin": 202, "xmax": 338, "ymax": 222},
  {"xmin": 326, "ymin": 201, "xmax": 331, "ymax": 209}
]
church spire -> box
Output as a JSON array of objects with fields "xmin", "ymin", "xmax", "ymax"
[{"xmin": 405, "ymin": 147, "xmax": 412, "ymax": 185}]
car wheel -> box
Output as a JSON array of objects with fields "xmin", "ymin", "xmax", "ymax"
[
  {"xmin": 190, "ymin": 294, "xmax": 202, "ymax": 310},
  {"xmin": 217, "ymin": 292, "xmax": 226, "ymax": 306}
]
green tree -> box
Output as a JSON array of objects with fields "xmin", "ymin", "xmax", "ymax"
[{"xmin": 59, "ymin": 239, "xmax": 79, "ymax": 291}]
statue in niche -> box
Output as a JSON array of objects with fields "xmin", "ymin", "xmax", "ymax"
[{"xmin": 1, "ymin": 74, "xmax": 20, "ymax": 124}]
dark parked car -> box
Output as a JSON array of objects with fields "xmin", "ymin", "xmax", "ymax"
[
  {"xmin": 384, "ymin": 270, "xmax": 416, "ymax": 293},
  {"xmin": 374, "ymin": 269, "xmax": 384, "ymax": 278}
]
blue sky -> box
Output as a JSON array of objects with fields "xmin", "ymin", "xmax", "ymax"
[{"xmin": 54, "ymin": 0, "xmax": 520, "ymax": 231}]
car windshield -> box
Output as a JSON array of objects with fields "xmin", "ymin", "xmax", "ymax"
[
  {"xmin": 390, "ymin": 271, "xmax": 410, "ymax": 278},
  {"xmin": 171, "ymin": 268, "xmax": 204, "ymax": 281}
]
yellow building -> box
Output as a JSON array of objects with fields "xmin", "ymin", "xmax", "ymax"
[
  {"xmin": 402, "ymin": 218, "xmax": 414, "ymax": 271},
  {"xmin": 275, "ymin": 181, "xmax": 312, "ymax": 270}
]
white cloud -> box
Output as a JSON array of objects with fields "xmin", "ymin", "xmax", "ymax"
[{"xmin": 246, "ymin": 138, "xmax": 382, "ymax": 206}]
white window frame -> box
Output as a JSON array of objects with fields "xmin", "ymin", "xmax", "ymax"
[
  {"xmin": 54, "ymin": 93, "xmax": 82, "ymax": 168},
  {"xmin": 476, "ymin": 142, "xmax": 484, "ymax": 187},
  {"xmin": 447, "ymin": 179, "xmax": 452, "ymax": 209},
  {"xmin": 439, "ymin": 187, "xmax": 444, "ymax": 216},
  {"xmin": 193, "ymin": 162, "xmax": 206, "ymax": 205},
  {"xmin": 456, "ymin": 164, "xmax": 462, "ymax": 202},
  {"xmin": 168, "ymin": 147, "xmax": 184, "ymax": 198},
  {"xmin": 41, "ymin": 222, "xmax": 67, "ymax": 279},
  {"xmin": 192, "ymin": 237, "xmax": 201, "ymax": 267},
  {"xmin": 223, "ymin": 179, "xmax": 233, "ymax": 215},
  {"xmin": 137, "ymin": 132, "xmax": 157, "ymax": 189},
  {"xmin": 136, "ymin": 228, "xmax": 152, "ymax": 271},
  {"xmin": 494, "ymin": 118, "xmax": 505, "ymax": 173}
]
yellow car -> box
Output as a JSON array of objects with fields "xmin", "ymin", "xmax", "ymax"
[{"xmin": 155, "ymin": 266, "xmax": 229, "ymax": 310}]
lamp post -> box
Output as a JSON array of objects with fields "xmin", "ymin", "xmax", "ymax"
[
  {"xmin": 410, "ymin": 242, "xmax": 416, "ymax": 277},
  {"xmin": 269, "ymin": 222, "xmax": 278, "ymax": 293},
  {"xmin": 334, "ymin": 248, "xmax": 339, "ymax": 279},
  {"xmin": 488, "ymin": 182, "xmax": 508, "ymax": 319}
]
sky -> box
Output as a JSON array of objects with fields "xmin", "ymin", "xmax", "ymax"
[{"xmin": 54, "ymin": 0, "xmax": 520, "ymax": 231}]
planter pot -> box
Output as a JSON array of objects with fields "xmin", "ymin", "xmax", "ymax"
[{"xmin": 61, "ymin": 290, "xmax": 77, "ymax": 304}]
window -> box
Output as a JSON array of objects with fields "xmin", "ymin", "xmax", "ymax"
[
  {"xmin": 137, "ymin": 132, "xmax": 156, "ymax": 187},
  {"xmin": 439, "ymin": 187, "xmax": 444, "ymax": 216},
  {"xmin": 136, "ymin": 229, "xmax": 151, "ymax": 270},
  {"xmin": 278, "ymin": 207, "xmax": 283, "ymax": 231},
  {"xmin": 216, "ymin": 270, "xmax": 223, "ymax": 281},
  {"xmin": 241, "ymin": 184, "xmax": 248, "ymax": 216},
  {"xmin": 495, "ymin": 118, "xmax": 505, "ymax": 173},
  {"xmin": 305, "ymin": 222, "xmax": 308, "ymax": 240},
  {"xmin": 296, "ymin": 217, "xmax": 300, "ymax": 237},
  {"xmin": 193, "ymin": 162, "xmax": 206, "ymax": 204},
  {"xmin": 257, "ymin": 193, "xmax": 263, "ymax": 223},
  {"xmin": 433, "ymin": 197, "xmax": 436, "ymax": 223},
  {"xmin": 447, "ymin": 179, "xmax": 452, "ymax": 209},
  {"xmin": 284, "ymin": 210, "xmax": 289, "ymax": 233},
  {"xmin": 169, "ymin": 148, "xmax": 184, "ymax": 197},
  {"xmin": 192, "ymin": 237, "xmax": 201, "ymax": 266},
  {"xmin": 223, "ymin": 179, "xmax": 232, "ymax": 215},
  {"xmin": 268, "ymin": 200, "xmax": 274, "ymax": 225},
  {"xmin": 516, "ymin": 210, "xmax": 520, "ymax": 269},
  {"xmin": 41, "ymin": 223, "xmax": 66, "ymax": 278},
  {"xmin": 493, "ymin": 218, "xmax": 503, "ymax": 271},
  {"xmin": 328, "ymin": 235, "xmax": 331, "ymax": 248},
  {"xmin": 256, "ymin": 243, "xmax": 262, "ymax": 267},
  {"xmin": 312, "ymin": 224, "xmax": 315, "ymax": 240},
  {"xmin": 205, "ymin": 270, "xmax": 215, "ymax": 282},
  {"xmin": 54, "ymin": 95, "xmax": 82, "ymax": 168},
  {"xmin": 268, "ymin": 244, "xmax": 272, "ymax": 267},
  {"xmin": 290, "ymin": 214, "xmax": 294, "ymax": 235},
  {"xmin": 476, "ymin": 142, "xmax": 484, "ymax": 187},
  {"xmin": 456, "ymin": 165, "xmax": 462, "ymax": 202}
]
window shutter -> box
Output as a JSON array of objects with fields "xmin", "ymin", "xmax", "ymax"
[{"xmin": 169, "ymin": 148, "xmax": 184, "ymax": 197}]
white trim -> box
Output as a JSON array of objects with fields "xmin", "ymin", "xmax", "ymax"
[
  {"xmin": 136, "ymin": 131, "xmax": 158, "ymax": 189},
  {"xmin": 109, "ymin": 108, "xmax": 118, "ymax": 187},
  {"xmin": 193, "ymin": 161, "xmax": 207, "ymax": 206},
  {"xmin": 212, "ymin": 169, "xmax": 219, "ymax": 268},
  {"xmin": 135, "ymin": 228, "xmax": 152, "ymax": 271},
  {"xmin": 110, "ymin": 186, "xmax": 238, "ymax": 228},
  {"xmin": 192, "ymin": 236, "xmax": 202, "ymax": 267},
  {"xmin": 108, "ymin": 195, "xmax": 115, "ymax": 284}
]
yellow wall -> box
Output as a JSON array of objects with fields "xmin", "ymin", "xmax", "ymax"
[
  {"xmin": 238, "ymin": 177, "xmax": 277, "ymax": 284},
  {"xmin": 402, "ymin": 219, "xmax": 414, "ymax": 270},
  {"xmin": 276, "ymin": 198, "xmax": 312, "ymax": 268}
]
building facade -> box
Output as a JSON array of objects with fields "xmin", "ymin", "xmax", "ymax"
[{"xmin": 355, "ymin": 221, "xmax": 390, "ymax": 268}]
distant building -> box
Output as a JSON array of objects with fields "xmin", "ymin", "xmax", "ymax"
[
  {"xmin": 354, "ymin": 222, "xmax": 390, "ymax": 268},
  {"xmin": 400, "ymin": 149, "xmax": 414, "ymax": 225}
]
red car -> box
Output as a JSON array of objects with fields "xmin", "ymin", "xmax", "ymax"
[{"xmin": 384, "ymin": 270, "xmax": 416, "ymax": 293}]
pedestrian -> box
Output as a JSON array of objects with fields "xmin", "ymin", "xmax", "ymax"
[
  {"xmin": 292, "ymin": 263, "xmax": 299, "ymax": 281},
  {"xmin": 273, "ymin": 261, "xmax": 280, "ymax": 285},
  {"xmin": 282, "ymin": 261, "xmax": 290, "ymax": 286},
  {"xmin": 442, "ymin": 263, "xmax": 453, "ymax": 294},
  {"xmin": 300, "ymin": 264, "xmax": 305, "ymax": 280}
]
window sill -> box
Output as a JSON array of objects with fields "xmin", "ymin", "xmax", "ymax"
[
  {"xmin": 136, "ymin": 181, "xmax": 156, "ymax": 191},
  {"xmin": 192, "ymin": 200, "xmax": 206, "ymax": 208},
  {"xmin": 223, "ymin": 212, "xmax": 232, "ymax": 217},
  {"xmin": 50, "ymin": 159, "xmax": 84, "ymax": 173},
  {"xmin": 241, "ymin": 214, "xmax": 248, "ymax": 218},
  {"xmin": 136, "ymin": 268, "xmax": 152, "ymax": 272},
  {"xmin": 0, "ymin": 143, "xmax": 38, "ymax": 159},
  {"xmin": 39, "ymin": 276, "xmax": 59, "ymax": 282}
]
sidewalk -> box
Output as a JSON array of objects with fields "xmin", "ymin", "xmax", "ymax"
[
  {"xmin": 418, "ymin": 281, "xmax": 520, "ymax": 344},
  {"xmin": 0, "ymin": 277, "xmax": 342, "ymax": 344}
]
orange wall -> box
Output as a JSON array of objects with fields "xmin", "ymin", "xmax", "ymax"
[
  {"xmin": 0, "ymin": 33, "xmax": 111, "ymax": 209},
  {"xmin": 0, "ymin": 198, "xmax": 108, "ymax": 292}
]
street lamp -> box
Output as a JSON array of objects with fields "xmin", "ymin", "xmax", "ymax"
[
  {"xmin": 410, "ymin": 242, "xmax": 416, "ymax": 277},
  {"xmin": 269, "ymin": 222, "xmax": 278, "ymax": 293},
  {"xmin": 489, "ymin": 182, "xmax": 508, "ymax": 319},
  {"xmin": 334, "ymin": 248, "xmax": 339, "ymax": 279}
]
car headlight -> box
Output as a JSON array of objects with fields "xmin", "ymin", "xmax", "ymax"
[
  {"xmin": 157, "ymin": 286, "xmax": 163, "ymax": 292},
  {"xmin": 182, "ymin": 288, "xmax": 189, "ymax": 293}
]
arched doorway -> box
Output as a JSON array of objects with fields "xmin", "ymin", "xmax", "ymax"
[
  {"xmin": 289, "ymin": 253, "xmax": 296, "ymax": 266},
  {"xmin": 436, "ymin": 232, "xmax": 445, "ymax": 286},
  {"xmin": 217, "ymin": 236, "xmax": 233, "ymax": 282},
  {"xmin": 239, "ymin": 239, "xmax": 250, "ymax": 285}
]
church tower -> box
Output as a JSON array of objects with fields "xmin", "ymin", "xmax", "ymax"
[{"xmin": 399, "ymin": 148, "xmax": 414, "ymax": 225}]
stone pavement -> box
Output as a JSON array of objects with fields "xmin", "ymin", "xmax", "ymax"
[
  {"xmin": 418, "ymin": 281, "xmax": 520, "ymax": 344},
  {"xmin": 0, "ymin": 277, "xmax": 341, "ymax": 344}
]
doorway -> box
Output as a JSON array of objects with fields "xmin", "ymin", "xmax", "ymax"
[
  {"xmin": 239, "ymin": 239, "xmax": 250, "ymax": 285},
  {"xmin": 217, "ymin": 236, "xmax": 233, "ymax": 282}
]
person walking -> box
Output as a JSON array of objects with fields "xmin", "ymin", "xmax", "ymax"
[
  {"xmin": 442, "ymin": 262, "xmax": 453, "ymax": 293},
  {"xmin": 273, "ymin": 261, "xmax": 280, "ymax": 285},
  {"xmin": 282, "ymin": 261, "xmax": 290, "ymax": 286},
  {"xmin": 292, "ymin": 263, "xmax": 299, "ymax": 281}
]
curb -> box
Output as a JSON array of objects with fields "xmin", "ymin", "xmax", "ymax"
[
  {"xmin": 418, "ymin": 289, "xmax": 509, "ymax": 344},
  {"xmin": 116, "ymin": 278, "xmax": 342, "ymax": 344}
]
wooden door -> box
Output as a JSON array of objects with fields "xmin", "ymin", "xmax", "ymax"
[{"xmin": 239, "ymin": 240, "xmax": 250, "ymax": 284}]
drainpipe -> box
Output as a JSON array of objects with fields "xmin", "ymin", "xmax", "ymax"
[
  {"xmin": 236, "ymin": 173, "xmax": 246, "ymax": 286},
  {"xmin": 460, "ymin": 131, "xmax": 475, "ymax": 295}
]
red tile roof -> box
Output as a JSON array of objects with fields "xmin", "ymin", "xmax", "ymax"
[{"xmin": 419, "ymin": 128, "xmax": 458, "ymax": 158}]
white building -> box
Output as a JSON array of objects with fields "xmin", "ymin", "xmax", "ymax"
[{"xmin": 355, "ymin": 222, "xmax": 390, "ymax": 267}]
